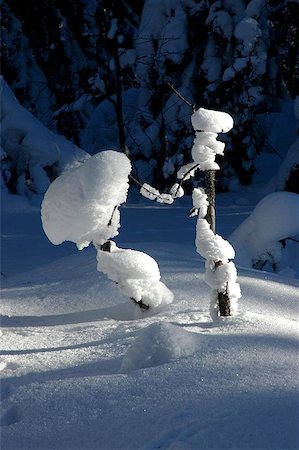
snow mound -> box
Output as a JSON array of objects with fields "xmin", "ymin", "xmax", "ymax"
[
  {"xmin": 41, "ymin": 151, "xmax": 131, "ymax": 250},
  {"xmin": 120, "ymin": 322, "xmax": 198, "ymax": 373},
  {"xmin": 1, "ymin": 77, "xmax": 88, "ymax": 196},
  {"xmin": 97, "ymin": 243, "xmax": 174, "ymax": 308},
  {"xmin": 230, "ymin": 191, "xmax": 299, "ymax": 273}
]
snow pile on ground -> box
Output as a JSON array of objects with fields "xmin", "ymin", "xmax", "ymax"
[
  {"xmin": 97, "ymin": 243, "xmax": 174, "ymax": 309},
  {"xmin": 230, "ymin": 191, "xmax": 299, "ymax": 277},
  {"xmin": 41, "ymin": 151, "xmax": 131, "ymax": 250},
  {"xmin": 0, "ymin": 77, "xmax": 88, "ymax": 196},
  {"xmin": 120, "ymin": 322, "xmax": 198, "ymax": 373}
]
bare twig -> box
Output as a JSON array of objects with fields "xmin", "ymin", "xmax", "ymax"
[{"xmin": 167, "ymin": 83, "xmax": 195, "ymax": 112}]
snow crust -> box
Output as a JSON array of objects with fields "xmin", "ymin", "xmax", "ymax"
[
  {"xmin": 97, "ymin": 242, "xmax": 173, "ymax": 308},
  {"xmin": 41, "ymin": 151, "xmax": 131, "ymax": 250}
]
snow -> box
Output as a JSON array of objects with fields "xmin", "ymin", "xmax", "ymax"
[
  {"xmin": 191, "ymin": 108, "xmax": 234, "ymax": 134},
  {"xmin": 120, "ymin": 322, "xmax": 198, "ymax": 373},
  {"xmin": 170, "ymin": 183, "xmax": 184, "ymax": 199},
  {"xmin": 234, "ymin": 18, "xmax": 262, "ymax": 55},
  {"xmin": 140, "ymin": 183, "xmax": 174, "ymax": 204},
  {"xmin": 195, "ymin": 219, "xmax": 235, "ymax": 262},
  {"xmin": 0, "ymin": 77, "xmax": 88, "ymax": 196},
  {"xmin": 230, "ymin": 191, "xmax": 299, "ymax": 277},
  {"xmin": 222, "ymin": 66, "xmax": 235, "ymax": 82},
  {"xmin": 96, "ymin": 243, "xmax": 173, "ymax": 308},
  {"xmin": 41, "ymin": 151, "xmax": 131, "ymax": 250},
  {"xmin": 266, "ymin": 138, "xmax": 299, "ymax": 193},
  {"xmin": 1, "ymin": 185, "xmax": 299, "ymax": 449}
]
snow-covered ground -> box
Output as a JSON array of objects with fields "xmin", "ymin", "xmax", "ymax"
[{"xmin": 1, "ymin": 187, "xmax": 298, "ymax": 450}]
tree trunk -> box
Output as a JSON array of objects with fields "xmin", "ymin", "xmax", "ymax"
[
  {"xmin": 114, "ymin": 51, "xmax": 126, "ymax": 150},
  {"xmin": 204, "ymin": 170, "xmax": 216, "ymax": 233},
  {"xmin": 205, "ymin": 172, "xmax": 231, "ymax": 316}
]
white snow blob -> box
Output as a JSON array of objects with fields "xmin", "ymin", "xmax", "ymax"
[
  {"xmin": 41, "ymin": 150, "xmax": 131, "ymax": 250},
  {"xmin": 191, "ymin": 107, "xmax": 234, "ymax": 134},
  {"xmin": 97, "ymin": 242, "xmax": 174, "ymax": 308}
]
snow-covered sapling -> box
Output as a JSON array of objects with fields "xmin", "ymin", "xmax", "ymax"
[
  {"xmin": 139, "ymin": 107, "xmax": 241, "ymax": 318},
  {"xmin": 41, "ymin": 150, "xmax": 173, "ymax": 310},
  {"xmin": 190, "ymin": 108, "xmax": 241, "ymax": 317}
]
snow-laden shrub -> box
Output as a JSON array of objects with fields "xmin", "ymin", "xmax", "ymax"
[
  {"xmin": 0, "ymin": 77, "xmax": 88, "ymax": 197},
  {"xmin": 230, "ymin": 191, "xmax": 299, "ymax": 277},
  {"xmin": 41, "ymin": 151, "xmax": 131, "ymax": 250},
  {"xmin": 41, "ymin": 150, "xmax": 173, "ymax": 309},
  {"xmin": 97, "ymin": 242, "xmax": 173, "ymax": 308},
  {"xmin": 139, "ymin": 107, "xmax": 241, "ymax": 318}
]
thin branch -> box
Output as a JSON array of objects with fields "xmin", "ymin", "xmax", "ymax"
[{"xmin": 167, "ymin": 83, "xmax": 195, "ymax": 112}]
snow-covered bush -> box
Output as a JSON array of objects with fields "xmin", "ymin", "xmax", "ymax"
[
  {"xmin": 0, "ymin": 77, "xmax": 88, "ymax": 197},
  {"xmin": 41, "ymin": 150, "xmax": 173, "ymax": 309},
  {"xmin": 41, "ymin": 151, "xmax": 131, "ymax": 250},
  {"xmin": 230, "ymin": 191, "xmax": 299, "ymax": 277},
  {"xmin": 140, "ymin": 107, "xmax": 241, "ymax": 318},
  {"xmin": 96, "ymin": 242, "xmax": 173, "ymax": 309}
]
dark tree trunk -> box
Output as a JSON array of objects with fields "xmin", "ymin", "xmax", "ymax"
[
  {"xmin": 204, "ymin": 170, "xmax": 216, "ymax": 233},
  {"xmin": 114, "ymin": 52, "xmax": 126, "ymax": 150},
  {"xmin": 205, "ymin": 172, "xmax": 231, "ymax": 316}
]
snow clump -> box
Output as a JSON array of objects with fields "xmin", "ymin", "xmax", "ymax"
[
  {"xmin": 191, "ymin": 108, "xmax": 234, "ymax": 134},
  {"xmin": 97, "ymin": 242, "xmax": 174, "ymax": 308},
  {"xmin": 41, "ymin": 150, "xmax": 131, "ymax": 250},
  {"xmin": 190, "ymin": 108, "xmax": 233, "ymax": 171},
  {"xmin": 140, "ymin": 183, "xmax": 174, "ymax": 204}
]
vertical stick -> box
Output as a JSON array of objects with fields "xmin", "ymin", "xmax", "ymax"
[
  {"xmin": 205, "ymin": 170, "xmax": 216, "ymax": 233},
  {"xmin": 205, "ymin": 171, "xmax": 231, "ymax": 316}
]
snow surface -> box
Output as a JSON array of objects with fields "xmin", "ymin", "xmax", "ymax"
[
  {"xmin": 41, "ymin": 151, "xmax": 131, "ymax": 250},
  {"xmin": 1, "ymin": 186, "xmax": 298, "ymax": 450}
]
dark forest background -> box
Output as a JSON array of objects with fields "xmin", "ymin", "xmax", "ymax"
[{"xmin": 1, "ymin": 0, "xmax": 298, "ymax": 194}]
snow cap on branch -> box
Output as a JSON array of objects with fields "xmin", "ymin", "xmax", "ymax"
[
  {"xmin": 192, "ymin": 188, "xmax": 208, "ymax": 218},
  {"xmin": 97, "ymin": 242, "xmax": 174, "ymax": 308},
  {"xmin": 170, "ymin": 183, "xmax": 184, "ymax": 199},
  {"xmin": 177, "ymin": 163, "xmax": 199, "ymax": 180},
  {"xmin": 191, "ymin": 107, "xmax": 234, "ymax": 134},
  {"xmin": 196, "ymin": 219, "xmax": 235, "ymax": 262},
  {"xmin": 41, "ymin": 150, "xmax": 131, "ymax": 250},
  {"xmin": 140, "ymin": 183, "xmax": 174, "ymax": 204},
  {"xmin": 190, "ymin": 108, "xmax": 233, "ymax": 172},
  {"xmin": 194, "ymin": 132, "xmax": 226, "ymax": 155}
]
